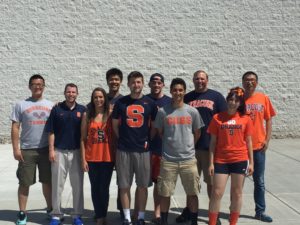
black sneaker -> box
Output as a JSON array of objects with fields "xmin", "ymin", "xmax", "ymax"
[
  {"xmin": 46, "ymin": 208, "xmax": 53, "ymax": 220},
  {"xmin": 190, "ymin": 221, "xmax": 198, "ymax": 225},
  {"xmin": 216, "ymin": 216, "xmax": 222, "ymax": 225},
  {"xmin": 176, "ymin": 207, "xmax": 191, "ymax": 223},
  {"xmin": 122, "ymin": 219, "xmax": 132, "ymax": 225},
  {"xmin": 151, "ymin": 217, "xmax": 161, "ymax": 225},
  {"xmin": 136, "ymin": 219, "xmax": 145, "ymax": 225},
  {"xmin": 16, "ymin": 211, "xmax": 27, "ymax": 225},
  {"xmin": 120, "ymin": 210, "xmax": 125, "ymax": 220},
  {"xmin": 255, "ymin": 213, "xmax": 273, "ymax": 222}
]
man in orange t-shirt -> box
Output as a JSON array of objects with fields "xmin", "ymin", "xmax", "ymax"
[{"xmin": 242, "ymin": 71, "xmax": 276, "ymax": 223}]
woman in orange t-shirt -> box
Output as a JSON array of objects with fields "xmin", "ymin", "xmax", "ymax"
[
  {"xmin": 207, "ymin": 87, "xmax": 254, "ymax": 225},
  {"xmin": 80, "ymin": 87, "xmax": 115, "ymax": 225}
]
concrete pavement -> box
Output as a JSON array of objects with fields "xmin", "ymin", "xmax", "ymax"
[{"xmin": 1, "ymin": 139, "xmax": 300, "ymax": 225}]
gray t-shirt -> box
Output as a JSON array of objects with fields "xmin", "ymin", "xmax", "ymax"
[
  {"xmin": 11, "ymin": 97, "xmax": 54, "ymax": 149},
  {"xmin": 154, "ymin": 103, "xmax": 204, "ymax": 162}
]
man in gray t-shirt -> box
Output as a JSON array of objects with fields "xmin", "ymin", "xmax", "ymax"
[
  {"xmin": 154, "ymin": 78, "xmax": 204, "ymax": 225},
  {"xmin": 11, "ymin": 74, "xmax": 53, "ymax": 225}
]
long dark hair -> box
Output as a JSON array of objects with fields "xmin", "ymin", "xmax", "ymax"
[
  {"xmin": 226, "ymin": 87, "xmax": 246, "ymax": 115},
  {"xmin": 87, "ymin": 87, "xmax": 110, "ymax": 122}
]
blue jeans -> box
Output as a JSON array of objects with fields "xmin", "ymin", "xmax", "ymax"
[
  {"xmin": 88, "ymin": 162, "xmax": 114, "ymax": 219},
  {"xmin": 253, "ymin": 149, "xmax": 266, "ymax": 214}
]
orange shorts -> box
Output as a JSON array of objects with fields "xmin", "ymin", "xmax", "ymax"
[{"xmin": 151, "ymin": 154, "xmax": 161, "ymax": 183}]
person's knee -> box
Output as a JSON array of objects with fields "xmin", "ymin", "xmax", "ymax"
[
  {"xmin": 18, "ymin": 184, "xmax": 30, "ymax": 193},
  {"xmin": 137, "ymin": 186, "xmax": 147, "ymax": 191},
  {"xmin": 211, "ymin": 188, "xmax": 224, "ymax": 200},
  {"xmin": 120, "ymin": 187, "xmax": 130, "ymax": 194},
  {"xmin": 187, "ymin": 195, "xmax": 198, "ymax": 202},
  {"xmin": 231, "ymin": 189, "xmax": 243, "ymax": 200}
]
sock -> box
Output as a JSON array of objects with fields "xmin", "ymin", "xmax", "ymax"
[
  {"xmin": 208, "ymin": 212, "xmax": 219, "ymax": 225},
  {"xmin": 161, "ymin": 212, "xmax": 168, "ymax": 223},
  {"xmin": 138, "ymin": 211, "xmax": 145, "ymax": 220},
  {"xmin": 190, "ymin": 212, "xmax": 198, "ymax": 225},
  {"xmin": 229, "ymin": 211, "xmax": 240, "ymax": 225},
  {"xmin": 123, "ymin": 209, "xmax": 131, "ymax": 222}
]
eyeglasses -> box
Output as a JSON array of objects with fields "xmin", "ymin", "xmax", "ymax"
[
  {"xmin": 243, "ymin": 78, "xmax": 257, "ymax": 83},
  {"xmin": 30, "ymin": 84, "xmax": 45, "ymax": 88}
]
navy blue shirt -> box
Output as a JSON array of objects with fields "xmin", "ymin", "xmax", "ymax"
[
  {"xmin": 146, "ymin": 94, "xmax": 172, "ymax": 155},
  {"xmin": 108, "ymin": 94, "xmax": 123, "ymax": 105},
  {"xmin": 45, "ymin": 101, "xmax": 86, "ymax": 150},
  {"xmin": 184, "ymin": 89, "xmax": 227, "ymax": 150},
  {"xmin": 112, "ymin": 95, "xmax": 157, "ymax": 153}
]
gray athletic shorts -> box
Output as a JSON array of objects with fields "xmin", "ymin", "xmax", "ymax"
[{"xmin": 116, "ymin": 150, "xmax": 151, "ymax": 188}]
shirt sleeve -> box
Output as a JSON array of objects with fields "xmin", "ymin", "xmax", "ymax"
[
  {"xmin": 264, "ymin": 95, "xmax": 276, "ymax": 120},
  {"xmin": 10, "ymin": 102, "xmax": 22, "ymax": 122},
  {"xmin": 45, "ymin": 107, "xmax": 56, "ymax": 133}
]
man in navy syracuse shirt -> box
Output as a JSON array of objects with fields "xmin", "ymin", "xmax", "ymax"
[
  {"xmin": 112, "ymin": 71, "xmax": 158, "ymax": 225},
  {"xmin": 46, "ymin": 83, "xmax": 86, "ymax": 225},
  {"xmin": 146, "ymin": 73, "xmax": 171, "ymax": 224},
  {"xmin": 177, "ymin": 70, "xmax": 227, "ymax": 225}
]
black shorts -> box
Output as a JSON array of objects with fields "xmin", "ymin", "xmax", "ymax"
[{"xmin": 214, "ymin": 160, "xmax": 248, "ymax": 175}]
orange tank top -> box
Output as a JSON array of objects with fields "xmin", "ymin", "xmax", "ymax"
[{"xmin": 85, "ymin": 119, "xmax": 114, "ymax": 162}]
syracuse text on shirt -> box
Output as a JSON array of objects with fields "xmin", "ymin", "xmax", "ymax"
[
  {"xmin": 188, "ymin": 99, "xmax": 214, "ymax": 110},
  {"xmin": 166, "ymin": 116, "xmax": 192, "ymax": 125},
  {"xmin": 246, "ymin": 103, "xmax": 264, "ymax": 112}
]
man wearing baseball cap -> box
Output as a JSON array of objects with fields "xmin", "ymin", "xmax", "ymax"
[{"xmin": 146, "ymin": 73, "xmax": 171, "ymax": 224}]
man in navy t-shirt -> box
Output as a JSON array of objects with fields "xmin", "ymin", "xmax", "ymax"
[
  {"xmin": 112, "ymin": 71, "xmax": 157, "ymax": 225},
  {"xmin": 146, "ymin": 73, "xmax": 171, "ymax": 224},
  {"xmin": 177, "ymin": 70, "xmax": 227, "ymax": 225},
  {"xmin": 105, "ymin": 68, "xmax": 127, "ymax": 219}
]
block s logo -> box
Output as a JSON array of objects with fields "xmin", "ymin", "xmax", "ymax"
[{"xmin": 126, "ymin": 105, "xmax": 144, "ymax": 128}]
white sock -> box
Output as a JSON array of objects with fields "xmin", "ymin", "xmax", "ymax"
[
  {"xmin": 123, "ymin": 209, "xmax": 131, "ymax": 222},
  {"xmin": 138, "ymin": 211, "xmax": 145, "ymax": 220}
]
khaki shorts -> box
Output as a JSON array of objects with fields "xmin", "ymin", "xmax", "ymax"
[
  {"xmin": 195, "ymin": 150, "xmax": 213, "ymax": 185},
  {"xmin": 16, "ymin": 148, "xmax": 51, "ymax": 186},
  {"xmin": 116, "ymin": 150, "xmax": 151, "ymax": 188},
  {"xmin": 157, "ymin": 158, "xmax": 200, "ymax": 197}
]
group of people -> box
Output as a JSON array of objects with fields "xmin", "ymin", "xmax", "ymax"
[{"xmin": 11, "ymin": 68, "xmax": 275, "ymax": 225}]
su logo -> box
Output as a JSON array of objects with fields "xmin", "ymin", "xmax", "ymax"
[{"xmin": 126, "ymin": 105, "xmax": 144, "ymax": 128}]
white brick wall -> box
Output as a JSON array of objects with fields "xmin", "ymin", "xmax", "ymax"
[{"xmin": 1, "ymin": 0, "xmax": 299, "ymax": 142}]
